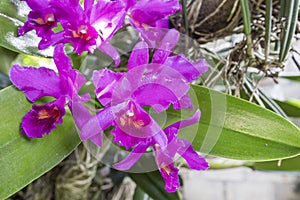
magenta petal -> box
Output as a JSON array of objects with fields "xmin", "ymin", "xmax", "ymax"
[
  {"xmin": 114, "ymin": 101, "xmax": 163, "ymax": 137},
  {"xmin": 93, "ymin": 69, "xmax": 124, "ymax": 106},
  {"xmin": 129, "ymin": 64, "xmax": 190, "ymax": 112},
  {"xmin": 24, "ymin": 0, "xmax": 48, "ymax": 8},
  {"xmin": 159, "ymin": 162, "xmax": 180, "ymax": 193},
  {"xmin": 21, "ymin": 97, "xmax": 66, "ymax": 138},
  {"xmin": 155, "ymin": 149, "xmax": 180, "ymax": 192},
  {"xmin": 168, "ymin": 110, "xmax": 200, "ymax": 131},
  {"xmin": 71, "ymin": 101, "xmax": 102, "ymax": 146},
  {"xmin": 10, "ymin": 65, "xmax": 61, "ymax": 102},
  {"xmin": 18, "ymin": 1, "xmax": 57, "ymax": 39},
  {"xmin": 178, "ymin": 140, "xmax": 209, "ymax": 170},
  {"xmin": 130, "ymin": 0, "xmax": 181, "ymax": 27},
  {"xmin": 91, "ymin": 0, "xmax": 126, "ymax": 41},
  {"xmin": 89, "ymin": 134, "xmax": 102, "ymax": 146},
  {"xmin": 164, "ymin": 56, "xmax": 209, "ymax": 82},
  {"xmin": 173, "ymin": 94, "xmax": 193, "ymax": 110},
  {"xmin": 98, "ymin": 42, "xmax": 120, "ymax": 66},
  {"xmin": 38, "ymin": 32, "xmax": 64, "ymax": 50},
  {"xmin": 155, "ymin": 18, "xmax": 169, "ymax": 28},
  {"xmin": 50, "ymin": 0, "xmax": 84, "ymax": 23},
  {"xmin": 84, "ymin": 0, "xmax": 94, "ymax": 17},
  {"xmin": 152, "ymin": 29, "xmax": 179, "ymax": 64},
  {"xmin": 128, "ymin": 41, "xmax": 149, "ymax": 70},
  {"xmin": 112, "ymin": 127, "xmax": 141, "ymax": 150},
  {"xmin": 124, "ymin": 0, "xmax": 136, "ymax": 10},
  {"xmin": 54, "ymin": 44, "xmax": 73, "ymax": 77},
  {"xmin": 113, "ymin": 142, "xmax": 149, "ymax": 170},
  {"xmin": 80, "ymin": 107, "xmax": 114, "ymax": 141},
  {"xmin": 71, "ymin": 102, "xmax": 91, "ymax": 129}
]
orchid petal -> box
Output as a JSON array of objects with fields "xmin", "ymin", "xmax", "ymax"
[
  {"xmin": 152, "ymin": 29, "xmax": 179, "ymax": 64},
  {"xmin": 91, "ymin": 0, "xmax": 126, "ymax": 40},
  {"xmin": 173, "ymin": 94, "xmax": 193, "ymax": 110},
  {"xmin": 93, "ymin": 69, "xmax": 124, "ymax": 106},
  {"xmin": 10, "ymin": 65, "xmax": 61, "ymax": 102},
  {"xmin": 24, "ymin": 0, "xmax": 48, "ymax": 9},
  {"xmin": 166, "ymin": 110, "xmax": 201, "ymax": 132},
  {"xmin": 129, "ymin": 0, "xmax": 181, "ymax": 27},
  {"xmin": 178, "ymin": 140, "xmax": 209, "ymax": 170},
  {"xmin": 89, "ymin": 134, "xmax": 102, "ymax": 146},
  {"xmin": 84, "ymin": 0, "xmax": 94, "ymax": 17},
  {"xmin": 80, "ymin": 107, "xmax": 114, "ymax": 141},
  {"xmin": 112, "ymin": 127, "xmax": 140, "ymax": 150},
  {"xmin": 129, "ymin": 64, "xmax": 189, "ymax": 112},
  {"xmin": 155, "ymin": 147, "xmax": 180, "ymax": 192},
  {"xmin": 128, "ymin": 41, "xmax": 149, "ymax": 70},
  {"xmin": 50, "ymin": 0, "xmax": 84, "ymax": 22},
  {"xmin": 54, "ymin": 44, "xmax": 72, "ymax": 76},
  {"xmin": 164, "ymin": 56, "xmax": 209, "ymax": 82},
  {"xmin": 113, "ymin": 142, "xmax": 149, "ymax": 170},
  {"xmin": 38, "ymin": 31, "xmax": 64, "ymax": 50},
  {"xmin": 21, "ymin": 97, "xmax": 66, "ymax": 138},
  {"xmin": 159, "ymin": 162, "xmax": 180, "ymax": 193},
  {"xmin": 98, "ymin": 42, "xmax": 120, "ymax": 66}
]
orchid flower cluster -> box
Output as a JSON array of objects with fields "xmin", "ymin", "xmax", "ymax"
[{"xmin": 10, "ymin": 0, "xmax": 210, "ymax": 192}]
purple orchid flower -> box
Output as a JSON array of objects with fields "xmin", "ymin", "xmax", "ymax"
[
  {"xmin": 20, "ymin": 0, "xmax": 126, "ymax": 65},
  {"xmin": 156, "ymin": 111, "xmax": 209, "ymax": 192},
  {"xmin": 18, "ymin": 0, "xmax": 57, "ymax": 42},
  {"xmin": 76, "ymin": 29, "xmax": 209, "ymax": 192},
  {"xmin": 79, "ymin": 28, "xmax": 208, "ymax": 147},
  {"xmin": 113, "ymin": 110, "xmax": 209, "ymax": 192},
  {"xmin": 44, "ymin": 0, "xmax": 126, "ymax": 65},
  {"xmin": 125, "ymin": 0, "xmax": 181, "ymax": 29},
  {"xmin": 127, "ymin": 29, "xmax": 209, "ymax": 110},
  {"xmin": 9, "ymin": 44, "xmax": 89, "ymax": 138},
  {"xmin": 123, "ymin": 0, "xmax": 181, "ymax": 46}
]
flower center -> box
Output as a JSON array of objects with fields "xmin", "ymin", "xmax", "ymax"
[
  {"xmin": 72, "ymin": 25, "xmax": 92, "ymax": 41},
  {"xmin": 161, "ymin": 162, "xmax": 171, "ymax": 175},
  {"xmin": 120, "ymin": 111, "xmax": 145, "ymax": 128},
  {"xmin": 37, "ymin": 107, "xmax": 60, "ymax": 121},
  {"xmin": 119, "ymin": 103, "xmax": 146, "ymax": 129},
  {"xmin": 35, "ymin": 13, "xmax": 55, "ymax": 25}
]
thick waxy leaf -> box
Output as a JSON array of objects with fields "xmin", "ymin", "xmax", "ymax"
[
  {"xmin": 0, "ymin": 86, "xmax": 80, "ymax": 200},
  {"xmin": 252, "ymin": 156, "xmax": 300, "ymax": 171},
  {"xmin": 171, "ymin": 85, "xmax": 300, "ymax": 161},
  {"xmin": 0, "ymin": 46, "xmax": 18, "ymax": 75},
  {"xmin": 274, "ymin": 99, "xmax": 300, "ymax": 118},
  {"xmin": 0, "ymin": 0, "xmax": 54, "ymax": 57},
  {"xmin": 128, "ymin": 171, "xmax": 181, "ymax": 200},
  {"xmin": 281, "ymin": 76, "xmax": 300, "ymax": 82}
]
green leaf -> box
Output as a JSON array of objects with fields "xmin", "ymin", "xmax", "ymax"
[
  {"xmin": 240, "ymin": 0, "xmax": 251, "ymax": 35},
  {"xmin": 251, "ymin": 155, "xmax": 300, "ymax": 171},
  {"xmin": 0, "ymin": 46, "xmax": 18, "ymax": 75},
  {"xmin": 133, "ymin": 186, "xmax": 151, "ymax": 200},
  {"xmin": 279, "ymin": 0, "xmax": 300, "ymax": 61},
  {"xmin": 0, "ymin": 86, "xmax": 80, "ymax": 199},
  {"xmin": 274, "ymin": 99, "xmax": 300, "ymax": 117},
  {"xmin": 189, "ymin": 85, "xmax": 300, "ymax": 161},
  {"xmin": 0, "ymin": 0, "xmax": 54, "ymax": 57},
  {"xmin": 280, "ymin": 76, "xmax": 300, "ymax": 82},
  {"xmin": 239, "ymin": 0, "xmax": 254, "ymax": 58},
  {"xmin": 128, "ymin": 171, "xmax": 182, "ymax": 200},
  {"xmin": 265, "ymin": 0, "xmax": 272, "ymax": 60}
]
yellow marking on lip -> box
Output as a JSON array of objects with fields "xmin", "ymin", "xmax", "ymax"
[
  {"xmin": 38, "ymin": 109, "xmax": 50, "ymax": 119},
  {"xmin": 37, "ymin": 107, "xmax": 60, "ymax": 121},
  {"xmin": 36, "ymin": 18, "xmax": 45, "ymax": 25},
  {"xmin": 120, "ymin": 117, "xmax": 126, "ymax": 126},
  {"xmin": 133, "ymin": 120, "xmax": 145, "ymax": 129},
  {"xmin": 161, "ymin": 162, "xmax": 171, "ymax": 175},
  {"xmin": 72, "ymin": 25, "xmax": 92, "ymax": 41}
]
